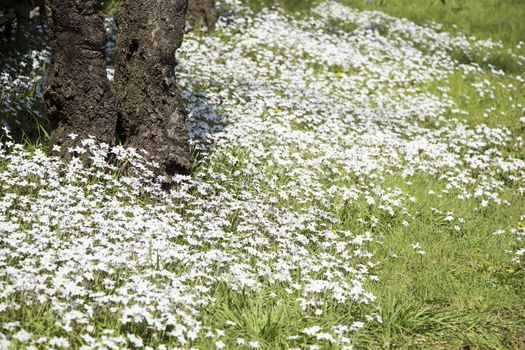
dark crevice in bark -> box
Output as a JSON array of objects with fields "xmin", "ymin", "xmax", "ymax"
[{"xmin": 127, "ymin": 38, "xmax": 139, "ymax": 59}]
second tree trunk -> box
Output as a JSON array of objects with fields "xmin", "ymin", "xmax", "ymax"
[{"xmin": 115, "ymin": 0, "xmax": 191, "ymax": 176}]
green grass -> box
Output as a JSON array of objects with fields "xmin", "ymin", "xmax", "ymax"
[
  {"xmin": 422, "ymin": 70, "xmax": 525, "ymax": 130},
  {"xmin": 351, "ymin": 174, "xmax": 525, "ymax": 348},
  {"xmin": 341, "ymin": 0, "xmax": 525, "ymax": 49}
]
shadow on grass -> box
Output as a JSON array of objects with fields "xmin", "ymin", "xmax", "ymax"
[{"xmin": 0, "ymin": 17, "xmax": 50, "ymax": 145}]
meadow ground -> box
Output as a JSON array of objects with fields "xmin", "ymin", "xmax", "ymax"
[{"xmin": 1, "ymin": 0, "xmax": 524, "ymax": 349}]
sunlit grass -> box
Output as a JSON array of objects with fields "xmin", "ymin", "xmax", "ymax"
[
  {"xmin": 354, "ymin": 174, "xmax": 524, "ymax": 347},
  {"xmin": 341, "ymin": 0, "xmax": 525, "ymax": 48}
]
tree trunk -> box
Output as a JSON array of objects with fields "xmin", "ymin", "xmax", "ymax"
[
  {"xmin": 115, "ymin": 0, "xmax": 191, "ymax": 176},
  {"xmin": 187, "ymin": 0, "xmax": 218, "ymax": 31},
  {"xmin": 44, "ymin": 0, "xmax": 117, "ymax": 156}
]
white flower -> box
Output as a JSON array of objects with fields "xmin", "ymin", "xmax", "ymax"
[
  {"xmin": 49, "ymin": 337, "xmax": 69, "ymax": 348},
  {"xmin": 128, "ymin": 334, "xmax": 144, "ymax": 347},
  {"xmin": 303, "ymin": 325, "xmax": 322, "ymax": 336},
  {"xmin": 14, "ymin": 330, "xmax": 31, "ymax": 344},
  {"xmin": 248, "ymin": 340, "xmax": 260, "ymax": 348},
  {"xmin": 225, "ymin": 320, "xmax": 237, "ymax": 327},
  {"xmin": 350, "ymin": 321, "xmax": 364, "ymax": 331}
]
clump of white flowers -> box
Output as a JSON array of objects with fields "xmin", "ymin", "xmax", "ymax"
[{"xmin": 0, "ymin": 135, "xmax": 378, "ymax": 348}]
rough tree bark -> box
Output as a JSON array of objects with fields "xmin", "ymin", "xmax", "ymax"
[
  {"xmin": 44, "ymin": 0, "xmax": 117, "ymax": 155},
  {"xmin": 187, "ymin": 0, "xmax": 218, "ymax": 31},
  {"xmin": 115, "ymin": 0, "xmax": 191, "ymax": 176}
]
